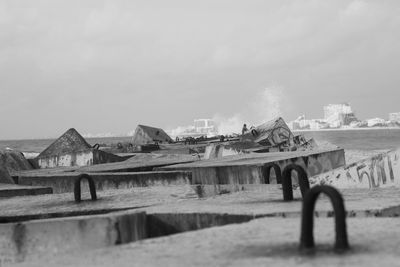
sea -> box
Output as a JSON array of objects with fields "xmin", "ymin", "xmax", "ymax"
[{"xmin": 0, "ymin": 129, "xmax": 400, "ymax": 153}]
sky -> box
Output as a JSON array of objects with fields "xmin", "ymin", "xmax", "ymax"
[{"xmin": 1, "ymin": 0, "xmax": 400, "ymax": 139}]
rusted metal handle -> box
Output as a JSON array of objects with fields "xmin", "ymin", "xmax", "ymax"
[
  {"xmin": 262, "ymin": 163, "xmax": 282, "ymax": 184},
  {"xmin": 281, "ymin": 164, "xmax": 310, "ymax": 201},
  {"xmin": 300, "ymin": 185, "xmax": 349, "ymax": 252},
  {"xmin": 74, "ymin": 174, "xmax": 97, "ymax": 203}
]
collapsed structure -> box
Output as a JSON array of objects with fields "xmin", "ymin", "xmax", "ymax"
[{"xmin": 131, "ymin": 125, "xmax": 173, "ymax": 145}]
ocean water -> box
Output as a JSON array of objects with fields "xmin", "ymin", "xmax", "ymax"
[
  {"xmin": 299, "ymin": 129, "xmax": 400, "ymax": 151},
  {"xmin": 0, "ymin": 129, "xmax": 399, "ymax": 153}
]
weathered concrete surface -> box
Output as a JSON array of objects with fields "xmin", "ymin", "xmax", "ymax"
[
  {"xmin": 0, "ymin": 166, "xmax": 13, "ymax": 184},
  {"xmin": 0, "ymin": 150, "xmax": 34, "ymax": 184},
  {"xmin": 2, "ymin": 186, "xmax": 400, "ymax": 222},
  {"xmin": 2, "ymin": 186, "xmax": 400, "ymax": 265},
  {"xmin": 203, "ymin": 143, "xmax": 247, "ymax": 159},
  {"xmin": 0, "ymin": 187, "xmax": 193, "ymax": 222},
  {"xmin": 310, "ymin": 148, "xmax": 400, "ymax": 189},
  {"xmin": 18, "ymin": 217, "xmax": 400, "ymax": 267},
  {"xmin": 160, "ymin": 149, "xmax": 345, "ymax": 186},
  {"xmin": 0, "ymin": 150, "xmax": 33, "ymax": 173},
  {"xmin": 35, "ymin": 128, "xmax": 125, "ymax": 168},
  {"xmin": 77, "ymin": 153, "xmax": 199, "ymax": 173},
  {"xmin": 0, "ymin": 183, "xmax": 52, "ymax": 198},
  {"xmin": 37, "ymin": 128, "xmax": 92, "ymax": 158},
  {"xmin": 144, "ymin": 186, "xmax": 400, "ymax": 218},
  {"xmin": 36, "ymin": 149, "xmax": 125, "ymax": 169},
  {"xmin": 12, "ymin": 170, "xmax": 191, "ymax": 193},
  {"xmin": 0, "ymin": 210, "xmax": 146, "ymax": 265}
]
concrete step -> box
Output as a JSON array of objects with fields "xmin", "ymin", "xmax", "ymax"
[{"xmin": 0, "ymin": 183, "xmax": 52, "ymax": 198}]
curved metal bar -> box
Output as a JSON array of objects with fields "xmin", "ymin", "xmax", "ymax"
[
  {"xmin": 92, "ymin": 143, "xmax": 100, "ymax": 150},
  {"xmin": 262, "ymin": 164, "xmax": 282, "ymax": 184},
  {"xmin": 300, "ymin": 185, "xmax": 349, "ymax": 252},
  {"xmin": 74, "ymin": 173, "xmax": 97, "ymax": 203},
  {"xmin": 281, "ymin": 164, "xmax": 310, "ymax": 201}
]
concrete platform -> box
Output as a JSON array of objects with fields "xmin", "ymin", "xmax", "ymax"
[
  {"xmin": 11, "ymin": 170, "xmax": 192, "ymax": 193},
  {"xmin": 2, "ymin": 186, "xmax": 400, "ymax": 222},
  {"xmin": 0, "ymin": 187, "xmax": 188, "ymax": 222},
  {"xmin": 18, "ymin": 217, "xmax": 400, "ymax": 267},
  {"xmin": 2, "ymin": 186, "xmax": 400, "ymax": 265},
  {"xmin": 160, "ymin": 149, "xmax": 345, "ymax": 185},
  {"xmin": 0, "ymin": 183, "xmax": 52, "ymax": 198},
  {"xmin": 0, "ymin": 210, "xmax": 146, "ymax": 264}
]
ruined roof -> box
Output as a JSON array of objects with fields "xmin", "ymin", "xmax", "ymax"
[
  {"xmin": 37, "ymin": 128, "xmax": 91, "ymax": 158},
  {"xmin": 132, "ymin": 125, "xmax": 173, "ymax": 145}
]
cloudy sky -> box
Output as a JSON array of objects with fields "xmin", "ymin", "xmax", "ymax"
[{"xmin": 1, "ymin": 0, "xmax": 399, "ymax": 139}]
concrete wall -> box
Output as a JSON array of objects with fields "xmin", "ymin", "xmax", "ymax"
[
  {"xmin": 14, "ymin": 171, "xmax": 192, "ymax": 193},
  {"xmin": 37, "ymin": 151, "xmax": 94, "ymax": 169},
  {"xmin": 310, "ymin": 148, "xmax": 400, "ymax": 189},
  {"xmin": 190, "ymin": 149, "xmax": 345, "ymax": 185},
  {"xmin": 0, "ymin": 211, "xmax": 146, "ymax": 264},
  {"xmin": 36, "ymin": 149, "xmax": 124, "ymax": 169},
  {"xmin": 203, "ymin": 144, "xmax": 245, "ymax": 160}
]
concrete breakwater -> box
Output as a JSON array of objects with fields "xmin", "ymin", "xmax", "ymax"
[{"xmin": 2, "ymin": 125, "xmax": 400, "ymax": 266}]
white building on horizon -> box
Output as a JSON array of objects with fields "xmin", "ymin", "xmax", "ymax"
[
  {"xmin": 366, "ymin": 118, "xmax": 386, "ymax": 127},
  {"xmin": 389, "ymin": 112, "xmax": 400, "ymax": 122},
  {"xmin": 323, "ymin": 103, "xmax": 359, "ymax": 128},
  {"xmin": 167, "ymin": 119, "xmax": 218, "ymax": 138},
  {"xmin": 193, "ymin": 119, "xmax": 218, "ymax": 136}
]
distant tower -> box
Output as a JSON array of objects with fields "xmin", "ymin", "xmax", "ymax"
[{"xmin": 323, "ymin": 103, "xmax": 359, "ymax": 127}]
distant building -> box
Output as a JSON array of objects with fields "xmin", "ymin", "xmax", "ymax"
[
  {"xmin": 308, "ymin": 120, "xmax": 329, "ymax": 130},
  {"xmin": 323, "ymin": 103, "xmax": 359, "ymax": 128},
  {"xmin": 193, "ymin": 119, "xmax": 218, "ymax": 136},
  {"xmin": 287, "ymin": 120, "xmax": 301, "ymax": 130},
  {"xmin": 288, "ymin": 115, "xmax": 328, "ymax": 130},
  {"xmin": 366, "ymin": 118, "xmax": 386, "ymax": 127},
  {"xmin": 389, "ymin": 112, "xmax": 400, "ymax": 122}
]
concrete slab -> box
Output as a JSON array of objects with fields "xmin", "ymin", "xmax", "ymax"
[
  {"xmin": 0, "ymin": 183, "xmax": 52, "ymax": 198},
  {"xmin": 12, "ymin": 171, "xmax": 192, "ymax": 193},
  {"xmin": 0, "ymin": 187, "xmax": 194, "ymax": 222},
  {"xmin": 18, "ymin": 217, "xmax": 400, "ymax": 267},
  {"xmin": 311, "ymin": 148, "xmax": 400, "ymax": 189},
  {"xmin": 0, "ymin": 210, "xmax": 146, "ymax": 265},
  {"xmin": 2, "ymin": 186, "xmax": 400, "ymax": 265},
  {"xmin": 2, "ymin": 186, "xmax": 400, "ymax": 222}
]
